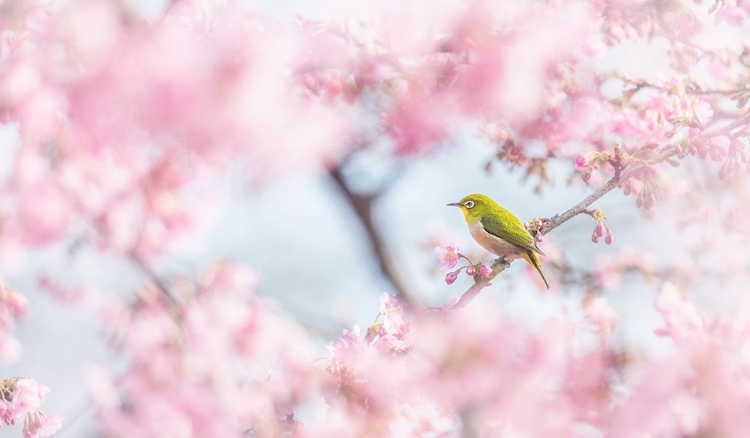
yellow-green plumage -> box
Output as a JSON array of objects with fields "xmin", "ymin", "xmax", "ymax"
[{"xmin": 448, "ymin": 193, "xmax": 550, "ymax": 289}]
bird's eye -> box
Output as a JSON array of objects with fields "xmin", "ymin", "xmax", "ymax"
[{"xmin": 465, "ymin": 201, "xmax": 475, "ymax": 209}]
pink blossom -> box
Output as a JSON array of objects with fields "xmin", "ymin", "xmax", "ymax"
[
  {"xmin": 434, "ymin": 245, "xmax": 459, "ymax": 270},
  {"xmin": 14, "ymin": 181, "xmax": 74, "ymax": 246},
  {"xmin": 11, "ymin": 379, "xmax": 49, "ymax": 419},
  {"xmin": 89, "ymin": 263, "xmax": 319, "ymax": 437},
  {"xmin": 583, "ymin": 296, "xmax": 619, "ymax": 342},
  {"xmin": 378, "ymin": 293, "xmax": 410, "ymax": 343},
  {"xmin": 593, "ymin": 258, "xmax": 622, "ymax": 290},
  {"xmin": 0, "ymin": 335, "xmax": 22, "ymax": 364},
  {"xmin": 575, "ymin": 153, "xmax": 590, "ymax": 171},
  {"xmin": 0, "ymin": 377, "xmax": 63, "ymax": 437},
  {"xmin": 655, "ymin": 282, "xmax": 703, "ymax": 339},
  {"xmin": 714, "ymin": 6, "xmax": 747, "ymax": 25},
  {"xmin": 0, "ymin": 286, "xmax": 28, "ymax": 364},
  {"xmin": 22, "ymin": 411, "xmax": 63, "ymax": 438}
]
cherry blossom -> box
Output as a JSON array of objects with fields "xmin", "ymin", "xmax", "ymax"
[{"xmin": 434, "ymin": 245, "xmax": 459, "ymax": 271}]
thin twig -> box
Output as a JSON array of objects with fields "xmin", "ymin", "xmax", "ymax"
[
  {"xmin": 703, "ymin": 113, "xmax": 750, "ymax": 137},
  {"xmin": 128, "ymin": 251, "xmax": 179, "ymax": 307},
  {"xmin": 686, "ymin": 87, "xmax": 750, "ymax": 96},
  {"xmin": 541, "ymin": 177, "xmax": 620, "ymax": 236}
]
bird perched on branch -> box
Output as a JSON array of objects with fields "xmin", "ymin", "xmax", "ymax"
[{"xmin": 448, "ymin": 193, "xmax": 549, "ymax": 289}]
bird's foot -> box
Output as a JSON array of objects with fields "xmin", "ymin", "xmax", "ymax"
[{"xmin": 493, "ymin": 257, "xmax": 511, "ymax": 269}]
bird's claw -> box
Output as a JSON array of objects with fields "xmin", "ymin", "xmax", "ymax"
[{"xmin": 493, "ymin": 257, "xmax": 511, "ymax": 269}]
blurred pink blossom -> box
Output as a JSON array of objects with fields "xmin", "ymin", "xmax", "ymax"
[
  {"xmin": 583, "ymin": 296, "xmax": 619, "ymax": 342},
  {"xmin": 655, "ymin": 282, "xmax": 704, "ymax": 339},
  {"xmin": 0, "ymin": 286, "xmax": 28, "ymax": 364},
  {"xmin": 0, "ymin": 378, "xmax": 62, "ymax": 438}
]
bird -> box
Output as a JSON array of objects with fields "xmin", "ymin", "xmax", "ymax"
[{"xmin": 448, "ymin": 193, "xmax": 550, "ymax": 289}]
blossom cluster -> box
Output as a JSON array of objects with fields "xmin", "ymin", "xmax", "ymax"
[
  {"xmin": 434, "ymin": 245, "xmax": 492, "ymax": 285},
  {"xmin": 0, "ymin": 378, "xmax": 62, "ymax": 438},
  {"xmin": 322, "ymin": 290, "xmax": 750, "ymax": 437},
  {"xmin": 89, "ymin": 262, "xmax": 321, "ymax": 437}
]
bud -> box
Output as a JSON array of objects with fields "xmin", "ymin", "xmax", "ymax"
[
  {"xmin": 480, "ymin": 264, "xmax": 493, "ymax": 278},
  {"xmin": 575, "ymin": 153, "xmax": 590, "ymax": 171},
  {"xmin": 592, "ymin": 233, "xmax": 599, "ymax": 243},
  {"xmin": 605, "ymin": 233, "xmax": 613, "ymax": 245},
  {"xmin": 466, "ymin": 266, "xmax": 475, "ymax": 276},
  {"xmin": 445, "ymin": 271, "xmax": 459, "ymax": 285},
  {"xmin": 595, "ymin": 222, "xmax": 605, "ymax": 237},
  {"xmin": 582, "ymin": 171, "xmax": 592, "ymax": 182}
]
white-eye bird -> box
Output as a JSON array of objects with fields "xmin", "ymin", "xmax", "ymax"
[{"xmin": 448, "ymin": 193, "xmax": 550, "ymax": 289}]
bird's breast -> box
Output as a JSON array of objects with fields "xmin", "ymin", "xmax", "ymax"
[{"xmin": 469, "ymin": 220, "xmax": 524, "ymax": 260}]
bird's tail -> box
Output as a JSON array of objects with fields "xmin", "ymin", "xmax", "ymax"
[{"xmin": 524, "ymin": 251, "xmax": 550, "ymax": 290}]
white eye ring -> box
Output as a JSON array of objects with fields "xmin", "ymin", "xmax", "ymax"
[{"xmin": 465, "ymin": 201, "xmax": 475, "ymax": 209}]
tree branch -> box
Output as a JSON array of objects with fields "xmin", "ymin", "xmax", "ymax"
[
  {"xmin": 128, "ymin": 251, "xmax": 179, "ymax": 307},
  {"xmin": 686, "ymin": 87, "xmax": 750, "ymax": 96},
  {"xmin": 330, "ymin": 164, "xmax": 418, "ymax": 307},
  {"xmin": 451, "ymin": 112, "xmax": 750, "ymax": 308}
]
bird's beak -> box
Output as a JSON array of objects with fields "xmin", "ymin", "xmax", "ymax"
[{"xmin": 447, "ymin": 202, "xmax": 461, "ymax": 207}]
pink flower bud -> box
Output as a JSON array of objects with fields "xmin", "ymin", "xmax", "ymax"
[
  {"xmin": 466, "ymin": 266, "xmax": 475, "ymax": 276},
  {"xmin": 605, "ymin": 233, "xmax": 613, "ymax": 245},
  {"xmin": 595, "ymin": 222, "xmax": 605, "ymax": 237},
  {"xmin": 480, "ymin": 264, "xmax": 492, "ymax": 278},
  {"xmin": 592, "ymin": 233, "xmax": 599, "ymax": 243},
  {"xmin": 445, "ymin": 271, "xmax": 458, "ymax": 285},
  {"xmin": 575, "ymin": 153, "xmax": 590, "ymax": 171}
]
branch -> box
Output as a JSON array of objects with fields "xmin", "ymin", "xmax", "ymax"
[
  {"xmin": 451, "ymin": 115, "xmax": 750, "ymax": 309},
  {"xmin": 329, "ymin": 164, "xmax": 418, "ymax": 307},
  {"xmin": 128, "ymin": 251, "xmax": 179, "ymax": 307},
  {"xmin": 686, "ymin": 87, "xmax": 750, "ymax": 96},
  {"xmin": 452, "ymin": 259, "xmax": 511, "ymax": 309},
  {"xmin": 541, "ymin": 177, "xmax": 619, "ymax": 236}
]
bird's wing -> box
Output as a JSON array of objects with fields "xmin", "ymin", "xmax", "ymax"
[{"xmin": 480, "ymin": 215, "xmax": 544, "ymax": 255}]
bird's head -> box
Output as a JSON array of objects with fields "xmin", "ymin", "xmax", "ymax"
[{"xmin": 447, "ymin": 193, "xmax": 495, "ymax": 223}]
